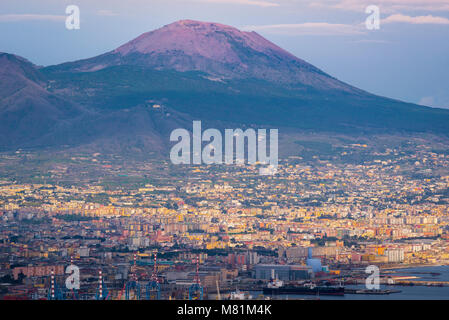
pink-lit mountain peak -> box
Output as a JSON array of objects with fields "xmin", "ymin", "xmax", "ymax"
[
  {"xmin": 115, "ymin": 19, "xmax": 297, "ymax": 64},
  {"xmin": 57, "ymin": 20, "xmax": 348, "ymax": 88}
]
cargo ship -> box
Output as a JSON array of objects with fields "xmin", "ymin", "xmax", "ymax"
[{"xmin": 263, "ymin": 279, "xmax": 345, "ymax": 296}]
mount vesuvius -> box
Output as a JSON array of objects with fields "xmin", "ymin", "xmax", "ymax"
[{"xmin": 1, "ymin": 19, "xmax": 449, "ymax": 152}]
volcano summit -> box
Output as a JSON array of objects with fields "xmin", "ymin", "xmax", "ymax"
[{"xmin": 1, "ymin": 20, "xmax": 449, "ymax": 152}]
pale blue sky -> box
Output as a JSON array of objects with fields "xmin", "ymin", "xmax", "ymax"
[{"xmin": 1, "ymin": 0, "xmax": 448, "ymax": 108}]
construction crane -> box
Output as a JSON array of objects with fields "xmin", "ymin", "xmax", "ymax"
[
  {"xmin": 188, "ymin": 254, "xmax": 203, "ymax": 300},
  {"xmin": 146, "ymin": 250, "xmax": 161, "ymax": 300},
  {"xmin": 118, "ymin": 283, "xmax": 126, "ymax": 300},
  {"xmin": 47, "ymin": 270, "xmax": 64, "ymax": 300},
  {"xmin": 216, "ymin": 280, "xmax": 221, "ymax": 300},
  {"xmin": 125, "ymin": 253, "xmax": 141, "ymax": 300},
  {"xmin": 95, "ymin": 270, "xmax": 109, "ymax": 300}
]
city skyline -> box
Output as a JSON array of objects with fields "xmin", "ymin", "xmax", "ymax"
[{"xmin": 1, "ymin": 0, "xmax": 449, "ymax": 303}]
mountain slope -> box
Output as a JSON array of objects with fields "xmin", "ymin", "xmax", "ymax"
[
  {"xmin": 2, "ymin": 20, "xmax": 449, "ymax": 153},
  {"xmin": 47, "ymin": 20, "xmax": 362, "ymax": 93},
  {"xmin": 0, "ymin": 53, "xmax": 194, "ymax": 152},
  {"xmin": 0, "ymin": 53, "xmax": 87, "ymax": 149},
  {"xmin": 47, "ymin": 65, "xmax": 449, "ymax": 133}
]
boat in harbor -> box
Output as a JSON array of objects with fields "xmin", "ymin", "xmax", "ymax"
[{"xmin": 262, "ymin": 278, "xmax": 345, "ymax": 296}]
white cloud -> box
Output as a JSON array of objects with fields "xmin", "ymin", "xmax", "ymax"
[
  {"xmin": 382, "ymin": 14, "xmax": 449, "ymax": 24},
  {"xmin": 195, "ymin": 0, "xmax": 279, "ymax": 7},
  {"xmin": 419, "ymin": 96, "xmax": 436, "ymax": 107},
  {"xmin": 308, "ymin": 0, "xmax": 449, "ymax": 12},
  {"xmin": 351, "ymin": 39, "xmax": 391, "ymax": 44},
  {"xmin": 242, "ymin": 22, "xmax": 364, "ymax": 35},
  {"xmin": 0, "ymin": 14, "xmax": 65, "ymax": 22},
  {"xmin": 97, "ymin": 10, "xmax": 119, "ymax": 17}
]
